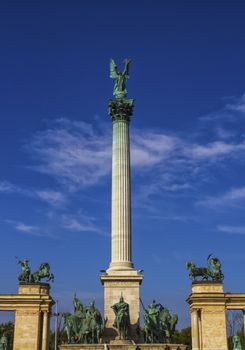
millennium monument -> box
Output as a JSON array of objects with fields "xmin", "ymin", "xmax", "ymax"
[
  {"xmin": 59, "ymin": 60, "xmax": 181, "ymax": 349},
  {"xmin": 100, "ymin": 58, "xmax": 143, "ymax": 342},
  {"xmin": 2, "ymin": 59, "xmax": 245, "ymax": 350}
]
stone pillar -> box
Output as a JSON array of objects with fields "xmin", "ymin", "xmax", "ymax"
[
  {"xmin": 243, "ymin": 310, "xmax": 245, "ymax": 340},
  {"xmin": 191, "ymin": 309, "xmax": 200, "ymax": 350},
  {"xmin": 108, "ymin": 98, "xmax": 134, "ymax": 271},
  {"xmin": 198, "ymin": 309, "xmax": 202, "ymax": 349},
  {"xmin": 101, "ymin": 96, "xmax": 143, "ymax": 342},
  {"xmin": 13, "ymin": 283, "xmax": 54, "ymax": 350},
  {"xmin": 41, "ymin": 311, "xmax": 49, "ymax": 350},
  {"xmin": 187, "ymin": 282, "xmax": 228, "ymax": 350}
]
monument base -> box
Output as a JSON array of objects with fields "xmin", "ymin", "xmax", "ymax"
[
  {"xmin": 59, "ymin": 344, "xmax": 186, "ymax": 350},
  {"xmin": 187, "ymin": 281, "xmax": 228, "ymax": 350},
  {"xmin": 100, "ymin": 270, "xmax": 143, "ymax": 343},
  {"xmin": 13, "ymin": 283, "xmax": 54, "ymax": 350}
]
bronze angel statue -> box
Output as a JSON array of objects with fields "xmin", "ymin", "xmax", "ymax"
[{"xmin": 110, "ymin": 58, "xmax": 131, "ymax": 99}]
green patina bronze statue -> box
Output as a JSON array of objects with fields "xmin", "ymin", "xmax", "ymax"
[
  {"xmin": 186, "ymin": 254, "xmax": 224, "ymax": 282},
  {"xmin": 108, "ymin": 58, "xmax": 134, "ymax": 122},
  {"xmin": 110, "ymin": 58, "xmax": 131, "ymax": 99},
  {"xmin": 16, "ymin": 258, "xmax": 54, "ymax": 283},
  {"xmin": 232, "ymin": 335, "xmax": 242, "ymax": 350},
  {"xmin": 111, "ymin": 295, "xmax": 130, "ymax": 340},
  {"xmin": 62, "ymin": 296, "xmax": 105, "ymax": 344},
  {"xmin": 0, "ymin": 334, "xmax": 8, "ymax": 350},
  {"xmin": 143, "ymin": 300, "xmax": 178, "ymax": 343}
]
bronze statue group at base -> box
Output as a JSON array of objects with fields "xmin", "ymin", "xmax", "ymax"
[
  {"xmin": 143, "ymin": 300, "xmax": 178, "ymax": 344},
  {"xmin": 62, "ymin": 294, "xmax": 178, "ymax": 345},
  {"xmin": 62, "ymin": 297, "xmax": 104, "ymax": 344}
]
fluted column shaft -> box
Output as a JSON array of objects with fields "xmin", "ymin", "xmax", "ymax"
[
  {"xmin": 109, "ymin": 119, "xmax": 133, "ymax": 270},
  {"xmin": 108, "ymin": 98, "xmax": 134, "ymax": 271}
]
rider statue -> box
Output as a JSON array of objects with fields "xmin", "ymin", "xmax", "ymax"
[
  {"xmin": 143, "ymin": 300, "xmax": 178, "ymax": 343},
  {"xmin": 207, "ymin": 254, "xmax": 224, "ymax": 281},
  {"xmin": 86, "ymin": 301, "xmax": 96, "ymax": 318},
  {"xmin": 111, "ymin": 295, "xmax": 130, "ymax": 340},
  {"xmin": 148, "ymin": 300, "xmax": 159, "ymax": 318},
  {"xmin": 16, "ymin": 257, "xmax": 31, "ymax": 282}
]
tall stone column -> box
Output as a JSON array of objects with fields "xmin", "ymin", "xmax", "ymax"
[{"xmin": 109, "ymin": 98, "xmax": 134, "ymax": 271}]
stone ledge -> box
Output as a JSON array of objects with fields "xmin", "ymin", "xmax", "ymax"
[
  {"xmin": 18, "ymin": 282, "xmax": 50, "ymax": 295},
  {"xmin": 100, "ymin": 275, "xmax": 143, "ymax": 285},
  {"xmin": 59, "ymin": 344, "xmax": 186, "ymax": 350}
]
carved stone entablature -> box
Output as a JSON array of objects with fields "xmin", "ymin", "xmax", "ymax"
[{"xmin": 108, "ymin": 98, "xmax": 134, "ymax": 122}]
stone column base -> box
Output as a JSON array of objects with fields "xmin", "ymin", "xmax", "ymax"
[
  {"xmin": 13, "ymin": 283, "xmax": 54, "ymax": 350},
  {"xmin": 100, "ymin": 270, "xmax": 143, "ymax": 343}
]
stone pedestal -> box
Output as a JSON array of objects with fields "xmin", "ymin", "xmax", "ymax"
[
  {"xmin": 101, "ymin": 271, "xmax": 143, "ymax": 342},
  {"xmin": 187, "ymin": 282, "xmax": 228, "ymax": 350},
  {"xmin": 13, "ymin": 283, "xmax": 54, "ymax": 350}
]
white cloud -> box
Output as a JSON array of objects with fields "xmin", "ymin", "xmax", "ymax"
[
  {"xmin": 217, "ymin": 225, "xmax": 245, "ymax": 235},
  {"xmin": 198, "ymin": 186, "xmax": 245, "ymax": 208},
  {"xmin": 35, "ymin": 190, "xmax": 66, "ymax": 206},
  {"xmin": 4, "ymin": 220, "xmax": 42, "ymax": 236},
  {"xmin": 226, "ymin": 93, "xmax": 245, "ymax": 113},
  {"xmin": 21, "ymin": 117, "xmax": 245, "ymax": 198},
  {"xmin": 27, "ymin": 120, "xmax": 112, "ymax": 189},
  {"xmin": 0, "ymin": 181, "xmax": 26, "ymax": 195},
  {"xmin": 189, "ymin": 141, "xmax": 245, "ymax": 160},
  {"xmin": 131, "ymin": 132, "xmax": 179, "ymax": 167},
  {"xmin": 0, "ymin": 180, "xmax": 66, "ymax": 207},
  {"xmin": 0, "ymin": 181, "xmax": 15, "ymax": 193},
  {"xmin": 61, "ymin": 213, "xmax": 107, "ymax": 236},
  {"xmin": 15, "ymin": 222, "xmax": 39, "ymax": 234}
]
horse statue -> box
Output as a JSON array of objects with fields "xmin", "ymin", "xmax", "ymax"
[
  {"xmin": 29, "ymin": 262, "xmax": 54, "ymax": 283},
  {"xmin": 112, "ymin": 296, "xmax": 130, "ymax": 340},
  {"xmin": 186, "ymin": 255, "xmax": 224, "ymax": 282},
  {"xmin": 186, "ymin": 261, "xmax": 211, "ymax": 281}
]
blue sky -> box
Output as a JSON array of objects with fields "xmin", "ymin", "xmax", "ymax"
[{"xmin": 1, "ymin": 0, "xmax": 245, "ymax": 328}]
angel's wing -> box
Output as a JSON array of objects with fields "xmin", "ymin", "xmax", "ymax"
[
  {"xmin": 123, "ymin": 58, "xmax": 131, "ymax": 77},
  {"xmin": 110, "ymin": 59, "xmax": 118, "ymax": 78}
]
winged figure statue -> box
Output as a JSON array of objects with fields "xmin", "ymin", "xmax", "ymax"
[{"xmin": 110, "ymin": 58, "xmax": 131, "ymax": 99}]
